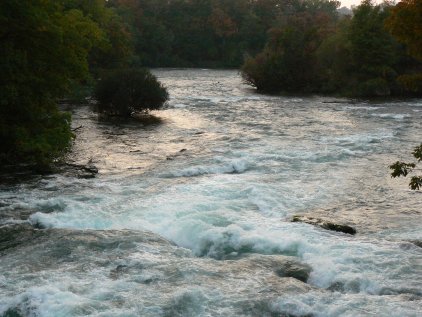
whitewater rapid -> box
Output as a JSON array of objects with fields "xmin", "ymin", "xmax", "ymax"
[{"xmin": 0, "ymin": 69, "xmax": 421, "ymax": 316}]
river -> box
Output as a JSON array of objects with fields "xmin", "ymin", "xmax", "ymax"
[{"xmin": 0, "ymin": 69, "xmax": 421, "ymax": 316}]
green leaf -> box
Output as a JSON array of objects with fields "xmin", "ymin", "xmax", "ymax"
[
  {"xmin": 412, "ymin": 144, "xmax": 422, "ymax": 162},
  {"xmin": 409, "ymin": 176, "xmax": 422, "ymax": 190},
  {"xmin": 389, "ymin": 161, "xmax": 415, "ymax": 177}
]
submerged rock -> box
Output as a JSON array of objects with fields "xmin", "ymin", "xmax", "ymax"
[
  {"xmin": 292, "ymin": 215, "xmax": 357, "ymax": 235},
  {"xmin": 0, "ymin": 224, "xmax": 43, "ymax": 252},
  {"xmin": 274, "ymin": 260, "xmax": 312, "ymax": 283},
  {"xmin": 2, "ymin": 308, "xmax": 24, "ymax": 317},
  {"xmin": 60, "ymin": 162, "xmax": 98, "ymax": 179},
  {"xmin": 408, "ymin": 240, "xmax": 422, "ymax": 248},
  {"xmin": 109, "ymin": 264, "xmax": 129, "ymax": 280},
  {"xmin": 166, "ymin": 148, "xmax": 188, "ymax": 161},
  {"xmin": 236, "ymin": 254, "xmax": 312, "ymax": 283},
  {"xmin": 240, "ymin": 299, "xmax": 315, "ymax": 317}
]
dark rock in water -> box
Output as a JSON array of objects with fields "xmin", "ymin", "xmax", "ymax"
[
  {"xmin": 327, "ymin": 281, "xmax": 345, "ymax": 292},
  {"xmin": 240, "ymin": 300, "xmax": 314, "ymax": 317},
  {"xmin": 292, "ymin": 215, "xmax": 356, "ymax": 235},
  {"xmin": 0, "ymin": 161, "xmax": 98, "ymax": 184},
  {"xmin": 81, "ymin": 165, "xmax": 98, "ymax": 174},
  {"xmin": 275, "ymin": 260, "xmax": 312, "ymax": 283},
  {"xmin": 163, "ymin": 290, "xmax": 206, "ymax": 317},
  {"xmin": 3, "ymin": 308, "xmax": 24, "ymax": 317},
  {"xmin": 409, "ymin": 240, "xmax": 422, "ymax": 248},
  {"xmin": 110, "ymin": 264, "xmax": 129, "ymax": 280},
  {"xmin": 321, "ymin": 222, "xmax": 356, "ymax": 235},
  {"xmin": 0, "ymin": 165, "xmax": 45, "ymax": 185},
  {"xmin": 60, "ymin": 162, "xmax": 98, "ymax": 179},
  {"xmin": 78, "ymin": 173, "xmax": 96, "ymax": 179},
  {"xmin": 0, "ymin": 206, "xmax": 34, "ymax": 222},
  {"xmin": 240, "ymin": 254, "xmax": 312, "ymax": 283},
  {"xmin": 166, "ymin": 149, "xmax": 188, "ymax": 161},
  {"xmin": 0, "ymin": 224, "xmax": 43, "ymax": 252}
]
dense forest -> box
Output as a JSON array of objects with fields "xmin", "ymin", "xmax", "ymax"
[
  {"xmin": 241, "ymin": 0, "xmax": 422, "ymax": 96},
  {"xmin": 0, "ymin": 0, "xmax": 421, "ymax": 168}
]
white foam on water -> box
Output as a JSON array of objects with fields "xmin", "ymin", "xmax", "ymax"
[
  {"xmin": 0, "ymin": 286, "xmax": 91, "ymax": 317},
  {"xmin": 343, "ymin": 106, "xmax": 385, "ymax": 111},
  {"xmin": 171, "ymin": 103, "xmax": 189, "ymax": 108},
  {"xmin": 17, "ymin": 126, "xmax": 422, "ymax": 316},
  {"xmin": 165, "ymin": 158, "xmax": 250, "ymax": 177},
  {"xmin": 27, "ymin": 182, "xmax": 422, "ymax": 299},
  {"xmin": 2, "ymin": 70, "xmax": 421, "ymax": 316},
  {"xmin": 0, "ymin": 218, "xmax": 28, "ymax": 226},
  {"xmin": 321, "ymin": 129, "xmax": 394, "ymax": 148},
  {"xmin": 372, "ymin": 113, "xmax": 410, "ymax": 120},
  {"xmin": 164, "ymin": 288, "xmax": 207, "ymax": 316},
  {"xmin": 270, "ymin": 291, "xmax": 421, "ymax": 317}
]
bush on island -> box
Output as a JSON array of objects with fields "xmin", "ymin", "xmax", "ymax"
[{"xmin": 94, "ymin": 68, "xmax": 168, "ymax": 117}]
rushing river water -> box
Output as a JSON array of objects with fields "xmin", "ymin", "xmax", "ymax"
[{"xmin": 0, "ymin": 69, "xmax": 421, "ymax": 317}]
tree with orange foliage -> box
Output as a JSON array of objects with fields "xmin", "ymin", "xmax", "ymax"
[
  {"xmin": 385, "ymin": 0, "xmax": 422, "ymax": 61},
  {"xmin": 385, "ymin": 0, "xmax": 422, "ymax": 94}
]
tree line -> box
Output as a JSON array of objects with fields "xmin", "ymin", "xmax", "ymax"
[
  {"xmin": 0, "ymin": 0, "xmax": 320, "ymax": 168},
  {"xmin": 109, "ymin": 0, "xmax": 304, "ymax": 68},
  {"xmin": 241, "ymin": 0, "xmax": 422, "ymax": 96}
]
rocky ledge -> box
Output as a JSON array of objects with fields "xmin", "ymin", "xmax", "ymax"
[{"xmin": 292, "ymin": 215, "xmax": 357, "ymax": 235}]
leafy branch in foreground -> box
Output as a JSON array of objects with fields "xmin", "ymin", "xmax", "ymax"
[{"xmin": 390, "ymin": 144, "xmax": 422, "ymax": 190}]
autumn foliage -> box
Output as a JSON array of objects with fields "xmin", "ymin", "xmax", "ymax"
[
  {"xmin": 241, "ymin": 0, "xmax": 422, "ymax": 97},
  {"xmin": 385, "ymin": 0, "xmax": 422, "ymax": 61}
]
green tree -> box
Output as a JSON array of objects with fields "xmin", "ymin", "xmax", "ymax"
[
  {"xmin": 0, "ymin": 0, "xmax": 102, "ymax": 168},
  {"xmin": 346, "ymin": 0, "xmax": 399, "ymax": 96},
  {"xmin": 62, "ymin": 0, "xmax": 134, "ymax": 72},
  {"xmin": 109, "ymin": 0, "xmax": 307, "ymax": 68},
  {"xmin": 95, "ymin": 69, "xmax": 168, "ymax": 117},
  {"xmin": 315, "ymin": 17, "xmax": 353, "ymax": 93},
  {"xmin": 242, "ymin": 18, "xmax": 318, "ymax": 92},
  {"xmin": 240, "ymin": 0, "xmax": 420, "ymax": 97},
  {"xmin": 390, "ymin": 144, "xmax": 422, "ymax": 190},
  {"xmin": 241, "ymin": 0, "xmax": 339, "ymax": 93}
]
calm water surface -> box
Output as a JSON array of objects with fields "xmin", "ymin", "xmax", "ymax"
[{"xmin": 0, "ymin": 69, "xmax": 421, "ymax": 316}]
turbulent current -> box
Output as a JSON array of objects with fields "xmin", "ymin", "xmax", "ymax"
[{"xmin": 0, "ymin": 69, "xmax": 421, "ymax": 317}]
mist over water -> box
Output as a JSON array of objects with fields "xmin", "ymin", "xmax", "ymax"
[{"xmin": 1, "ymin": 69, "xmax": 421, "ymax": 316}]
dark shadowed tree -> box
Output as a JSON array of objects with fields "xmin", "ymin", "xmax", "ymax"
[
  {"xmin": 385, "ymin": 0, "xmax": 422, "ymax": 95},
  {"xmin": 385, "ymin": 0, "xmax": 422, "ymax": 61},
  {"xmin": 241, "ymin": 0, "xmax": 421, "ymax": 97},
  {"xmin": 94, "ymin": 69, "xmax": 168, "ymax": 117},
  {"xmin": 0, "ymin": 0, "xmax": 102, "ymax": 168},
  {"xmin": 346, "ymin": 0, "xmax": 399, "ymax": 96},
  {"xmin": 241, "ymin": 0, "xmax": 340, "ymax": 93}
]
